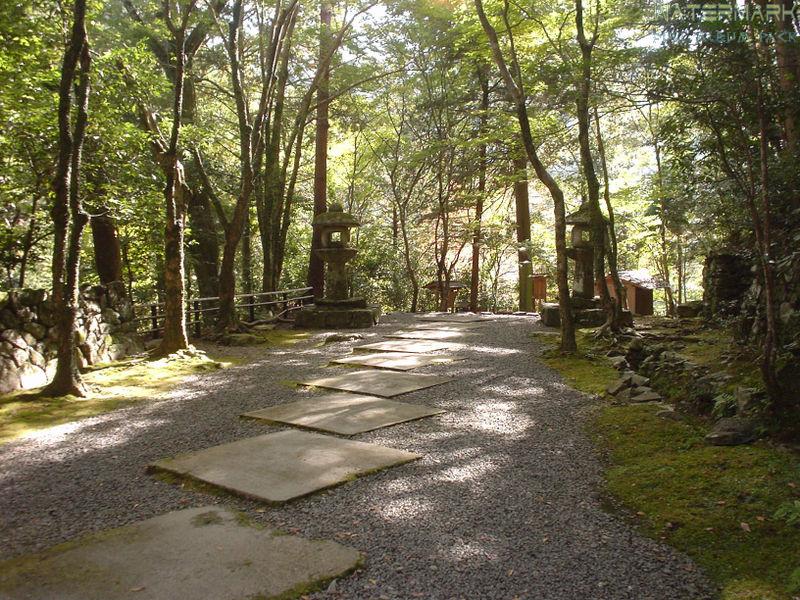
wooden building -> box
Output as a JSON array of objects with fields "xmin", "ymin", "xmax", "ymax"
[{"xmin": 597, "ymin": 270, "xmax": 656, "ymax": 316}]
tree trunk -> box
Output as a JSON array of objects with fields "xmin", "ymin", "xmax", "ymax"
[
  {"xmin": 43, "ymin": 0, "xmax": 90, "ymax": 397},
  {"xmin": 593, "ymin": 106, "xmax": 626, "ymax": 316},
  {"xmin": 184, "ymin": 164, "xmax": 220, "ymax": 299},
  {"xmin": 307, "ymin": 0, "xmax": 332, "ymax": 298},
  {"xmin": 158, "ymin": 23, "xmax": 191, "ymax": 355},
  {"xmin": 574, "ymin": 0, "xmax": 615, "ymax": 331},
  {"xmin": 90, "ymin": 214, "xmax": 122, "ymax": 285},
  {"xmin": 470, "ymin": 70, "xmax": 489, "ymax": 312},
  {"xmin": 513, "ymin": 155, "xmax": 533, "ymax": 312}
]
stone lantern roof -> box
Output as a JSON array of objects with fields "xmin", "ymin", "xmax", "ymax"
[
  {"xmin": 566, "ymin": 201, "xmax": 608, "ymax": 225},
  {"xmin": 313, "ymin": 203, "xmax": 359, "ymax": 228}
]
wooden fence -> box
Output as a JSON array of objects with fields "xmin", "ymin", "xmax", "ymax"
[{"xmin": 134, "ymin": 287, "xmax": 314, "ymax": 339}]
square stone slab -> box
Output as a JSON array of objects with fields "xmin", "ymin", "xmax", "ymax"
[
  {"xmin": 0, "ymin": 506, "xmax": 361, "ymax": 600},
  {"xmin": 418, "ymin": 313, "xmax": 493, "ymax": 323},
  {"xmin": 412, "ymin": 322, "xmax": 484, "ymax": 331},
  {"xmin": 354, "ymin": 339, "xmax": 455, "ymax": 354},
  {"xmin": 242, "ymin": 392, "xmax": 444, "ymax": 435},
  {"xmin": 150, "ymin": 431, "xmax": 420, "ymax": 503},
  {"xmin": 387, "ymin": 329, "xmax": 472, "ymax": 341},
  {"xmin": 330, "ymin": 352, "xmax": 456, "ymax": 371},
  {"xmin": 298, "ymin": 369, "xmax": 451, "ymax": 398}
]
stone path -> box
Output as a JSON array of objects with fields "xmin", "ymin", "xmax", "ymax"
[
  {"xmin": 0, "ymin": 313, "xmax": 715, "ymax": 599},
  {"xmin": 329, "ymin": 352, "xmax": 457, "ymax": 371},
  {"xmin": 150, "ymin": 430, "xmax": 421, "ymax": 503},
  {"xmin": 0, "ymin": 506, "xmax": 361, "ymax": 600},
  {"xmin": 243, "ymin": 393, "xmax": 444, "ymax": 435},
  {"xmin": 298, "ymin": 369, "xmax": 451, "ymax": 397}
]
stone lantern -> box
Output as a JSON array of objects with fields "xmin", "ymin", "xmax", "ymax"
[
  {"xmin": 314, "ymin": 203, "xmax": 359, "ymax": 302},
  {"xmin": 294, "ymin": 203, "xmax": 378, "ymax": 329},
  {"xmin": 565, "ymin": 202, "xmax": 596, "ymax": 299}
]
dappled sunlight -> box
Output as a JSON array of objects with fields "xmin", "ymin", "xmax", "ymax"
[
  {"xmin": 377, "ymin": 496, "xmax": 433, "ymax": 521},
  {"xmin": 457, "ymin": 401, "xmax": 536, "ymax": 438},
  {"xmin": 433, "ymin": 455, "xmax": 504, "ymax": 483}
]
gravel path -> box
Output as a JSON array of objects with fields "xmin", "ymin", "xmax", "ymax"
[{"xmin": 0, "ymin": 314, "xmax": 716, "ymax": 599}]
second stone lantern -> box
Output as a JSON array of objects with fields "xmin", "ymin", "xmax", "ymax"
[{"xmin": 294, "ymin": 203, "xmax": 378, "ymax": 329}]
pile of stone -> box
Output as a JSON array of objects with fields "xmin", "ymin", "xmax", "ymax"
[
  {"xmin": 605, "ymin": 330, "xmax": 762, "ymax": 446},
  {"xmin": 605, "ymin": 357, "xmax": 663, "ymax": 403},
  {"xmin": 0, "ymin": 281, "xmax": 143, "ymax": 394}
]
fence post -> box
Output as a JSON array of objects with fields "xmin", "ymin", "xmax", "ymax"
[
  {"xmin": 193, "ymin": 301, "xmax": 201, "ymax": 337},
  {"xmin": 150, "ymin": 305, "xmax": 159, "ymax": 340},
  {"xmin": 248, "ymin": 295, "xmax": 255, "ymax": 323}
]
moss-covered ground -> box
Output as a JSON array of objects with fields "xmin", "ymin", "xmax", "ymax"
[
  {"xmin": 534, "ymin": 327, "xmax": 800, "ymax": 599},
  {"xmin": 0, "ymin": 327, "xmax": 310, "ymax": 445}
]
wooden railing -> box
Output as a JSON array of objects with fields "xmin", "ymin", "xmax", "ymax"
[{"xmin": 134, "ymin": 287, "xmax": 314, "ymax": 339}]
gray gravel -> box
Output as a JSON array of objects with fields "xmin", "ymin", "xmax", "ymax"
[{"xmin": 0, "ymin": 314, "xmax": 716, "ymax": 599}]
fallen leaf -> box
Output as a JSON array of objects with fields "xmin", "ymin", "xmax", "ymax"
[
  {"xmin": 756, "ymin": 515, "xmax": 766, "ymax": 522},
  {"xmin": 129, "ymin": 587, "xmax": 145, "ymax": 593},
  {"xmin": 740, "ymin": 522, "xmax": 751, "ymax": 532}
]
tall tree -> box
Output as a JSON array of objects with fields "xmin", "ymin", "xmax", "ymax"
[
  {"xmin": 474, "ymin": 0, "xmax": 576, "ymax": 351},
  {"xmin": 42, "ymin": 0, "xmax": 91, "ymax": 397},
  {"xmin": 307, "ymin": 0, "xmax": 333, "ymax": 298},
  {"xmin": 513, "ymin": 154, "xmax": 533, "ymax": 312},
  {"xmin": 469, "ymin": 67, "xmax": 490, "ymax": 312}
]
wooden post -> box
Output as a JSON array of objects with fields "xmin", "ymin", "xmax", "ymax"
[
  {"xmin": 150, "ymin": 304, "xmax": 159, "ymax": 339},
  {"xmin": 193, "ymin": 301, "xmax": 201, "ymax": 337},
  {"xmin": 248, "ymin": 294, "xmax": 255, "ymax": 323}
]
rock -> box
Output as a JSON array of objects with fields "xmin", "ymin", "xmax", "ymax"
[
  {"xmin": 0, "ymin": 309, "xmax": 21, "ymax": 330},
  {"xmin": 23, "ymin": 322, "xmax": 46, "ymax": 340},
  {"xmin": 631, "ymin": 390, "xmax": 662, "ymax": 403},
  {"xmin": 676, "ymin": 301, "xmax": 703, "ymax": 318},
  {"xmin": 632, "ymin": 385, "xmax": 654, "ymax": 395},
  {"xmin": 223, "ymin": 333, "xmax": 264, "ymax": 346},
  {"xmin": 18, "ymin": 288, "xmax": 47, "ymax": 306},
  {"xmin": 28, "ymin": 348, "xmax": 45, "ymax": 368},
  {"xmin": 734, "ymin": 387, "xmax": 765, "ymax": 415},
  {"xmin": 656, "ymin": 408, "xmax": 682, "ymax": 421},
  {"xmin": 9, "ymin": 346, "xmax": 29, "ymax": 367},
  {"xmin": 705, "ymin": 417, "xmax": 757, "ymax": 446},
  {"xmin": 614, "ymin": 388, "xmax": 633, "ymax": 402},
  {"xmin": 630, "ymin": 373, "xmax": 650, "ymax": 387},
  {"xmin": 609, "ymin": 356, "xmax": 628, "ymax": 370},
  {"xmin": 101, "ymin": 307, "xmax": 121, "ymax": 325},
  {"xmin": 606, "ymin": 378, "xmax": 630, "ymax": 396},
  {"xmin": 540, "ymin": 303, "xmax": 561, "ymax": 327},
  {"xmin": 17, "ymin": 362, "xmax": 48, "ymax": 389},
  {"xmin": 324, "ymin": 333, "xmax": 365, "ymax": 344}
]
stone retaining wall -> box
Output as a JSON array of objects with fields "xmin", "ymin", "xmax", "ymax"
[{"xmin": 0, "ymin": 282, "xmax": 143, "ymax": 394}]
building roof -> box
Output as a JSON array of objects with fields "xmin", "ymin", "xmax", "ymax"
[
  {"xmin": 424, "ymin": 280, "xmax": 468, "ymax": 290},
  {"xmin": 613, "ymin": 269, "xmax": 663, "ymax": 290}
]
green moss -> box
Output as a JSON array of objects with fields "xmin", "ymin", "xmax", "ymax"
[
  {"xmin": 0, "ymin": 354, "xmax": 228, "ymax": 446},
  {"xmin": 594, "ymin": 404, "xmax": 800, "ymax": 599},
  {"xmin": 533, "ymin": 330, "xmax": 619, "ymax": 396}
]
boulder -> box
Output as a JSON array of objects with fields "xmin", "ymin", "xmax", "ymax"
[
  {"xmin": 676, "ymin": 301, "xmax": 703, "ymax": 318},
  {"xmin": 23, "ymin": 322, "xmax": 47, "ymax": 340},
  {"xmin": 609, "ymin": 356, "xmax": 628, "ymax": 370},
  {"xmin": 540, "ymin": 303, "xmax": 561, "ymax": 327},
  {"xmin": 705, "ymin": 417, "xmax": 757, "ymax": 446},
  {"xmin": 18, "ymin": 288, "xmax": 47, "ymax": 306},
  {"xmin": 631, "ymin": 390, "xmax": 662, "ymax": 403},
  {"xmin": 17, "ymin": 362, "xmax": 47, "ymax": 389},
  {"xmin": 324, "ymin": 333, "xmax": 365, "ymax": 344},
  {"xmin": 606, "ymin": 378, "xmax": 630, "ymax": 396}
]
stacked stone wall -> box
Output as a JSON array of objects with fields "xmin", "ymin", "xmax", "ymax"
[{"xmin": 0, "ymin": 282, "xmax": 143, "ymax": 394}]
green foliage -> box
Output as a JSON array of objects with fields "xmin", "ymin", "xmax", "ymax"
[{"xmin": 773, "ymin": 500, "xmax": 800, "ymax": 527}]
